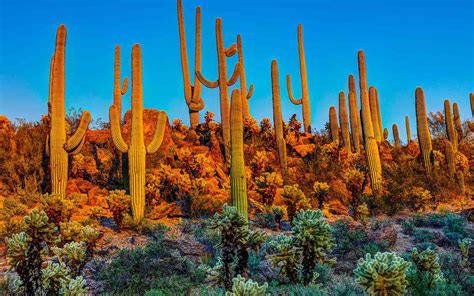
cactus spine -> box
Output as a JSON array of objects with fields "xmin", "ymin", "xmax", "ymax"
[
  {"xmin": 48, "ymin": 24, "xmax": 91, "ymax": 198},
  {"xmin": 178, "ymin": 0, "xmax": 204, "ymax": 129},
  {"xmin": 286, "ymin": 24, "xmax": 311, "ymax": 133},
  {"xmin": 237, "ymin": 34, "xmax": 254, "ymax": 120},
  {"xmin": 444, "ymin": 99, "xmax": 457, "ymax": 152},
  {"xmin": 271, "ymin": 60, "xmax": 288, "ymax": 179},
  {"xmin": 113, "ymin": 45, "xmax": 129, "ymax": 121},
  {"xmin": 329, "ymin": 106, "xmax": 339, "ymax": 144},
  {"xmin": 392, "ymin": 124, "xmax": 400, "ymax": 148},
  {"xmin": 109, "ymin": 44, "xmax": 167, "ymax": 222},
  {"xmin": 405, "ymin": 116, "xmax": 412, "ymax": 143},
  {"xmin": 415, "ymin": 87, "xmax": 433, "ymax": 176},
  {"xmin": 339, "ymin": 91, "xmax": 351, "ymax": 152},
  {"xmin": 196, "ymin": 18, "xmax": 240, "ymax": 163},
  {"xmin": 230, "ymin": 89, "xmax": 248, "ymax": 220},
  {"xmin": 369, "ymin": 86, "xmax": 382, "ymax": 142},
  {"xmin": 348, "ymin": 90, "xmax": 361, "ymax": 153},
  {"xmin": 445, "ymin": 141, "xmax": 455, "ymax": 180},
  {"xmin": 452, "ymin": 103, "xmax": 462, "ymax": 140},
  {"xmin": 358, "ymin": 50, "xmax": 382, "ymax": 193}
]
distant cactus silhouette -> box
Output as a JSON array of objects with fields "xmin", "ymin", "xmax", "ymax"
[
  {"xmin": 444, "ymin": 99, "xmax": 457, "ymax": 152},
  {"xmin": 392, "ymin": 124, "xmax": 400, "ymax": 148},
  {"xmin": 237, "ymin": 35, "xmax": 254, "ymax": 120},
  {"xmin": 415, "ymin": 87, "xmax": 433, "ymax": 176},
  {"xmin": 109, "ymin": 44, "xmax": 167, "ymax": 222},
  {"xmin": 47, "ymin": 24, "xmax": 91, "ymax": 198},
  {"xmin": 348, "ymin": 91, "xmax": 361, "ymax": 153},
  {"xmin": 369, "ymin": 86, "xmax": 382, "ymax": 142},
  {"xmin": 405, "ymin": 116, "xmax": 412, "ymax": 143},
  {"xmin": 329, "ymin": 106, "xmax": 339, "ymax": 145},
  {"xmin": 286, "ymin": 24, "xmax": 311, "ymax": 133},
  {"xmin": 339, "ymin": 91, "xmax": 351, "ymax": 152},
  {"xmin": 271, "ymin": 60, "xmax": 288, "ymax": 179},
  {"xmin": 445, "ymin": 141, "xmax": 455, "ymax": 180}
]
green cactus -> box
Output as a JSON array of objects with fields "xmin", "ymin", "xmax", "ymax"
[
  {"xmin": 444, "ymin": 99, "xmax": 457, "ymax": 152},
  {"xmin": 392, "ymin": 124, "xmax": 401, "ymax": 148},
  {"xmin": 369, "ymin": 86, "xmax": 382, "ymax": 142},
  {"xmin": 271, "ymin": 60, "xmax": 288, "ymax": 179},
  {"xmin": 178, "ymin": 0, "xmax": 204, "ymax": 129},
  {"xmin": 47, "ymin": 25, "xmax": 91, "ymax": 198},
  {"xmin": 339, "ymin": 91, "xmax": 351, "ymax": 152},
  {"xmin": 405, "ymin": 116, "xmax": 412, "ymax": 143},
  {"xmin": 237, "ymin": 34, "xmax": 254, "ymax": 120},
  {"xmin": 458, "ymin": 238, "xmax": 472, "ymax": 268},
  {"xmin": 267, "ymin": 235, "xmax": 300, "ymax": 284},
  {"xmin": 349, "ymin": 75, "xmax": 363, "ymax": 144},
  {"xmin": 196, "ymin": 18, "xmax": 241, "ymax": 163},
  {"xmin": 329, "ymin": 106, "xmax": 339, "ymax": 144},
  {"xmin": 445, "ymin": 141, "xmax": 455, "ymax": 179},
  {"xmin": 409, "ymin": 248, "xmax": 444, "ymax": 289},
  {"xmin": 225, "ymin": 275, "xmax": 268, "ymax": 296},
  {"xmin": 415, "ymin": 87, "xmax": 433, "ymax": 176},
  {"xmin": 452, "ymin": 102, "xmax": 463, "ymax": 140},
  {"xmin": 109, "ymin": 44, "xmax": 168, "ymax": 222},
  {"xmin": 374, "ymin": 87, "xmax": 383, "ymax": 139},
  {"xmin": 112, "ymin": 45, "xmax": 129, "ymax": 121},
  {"xmin": 312, "ymin": 181, "xmax": 330, "ymax": 210},
  {"xmin": 286, "ymin": 24, "xmax": 311, "ymax": 133},
  {"xmin": 354, "ymin": 252, "xmax": 411, "ymax": 296},
  {"xmin": 348, "ymin": 90, "xmax": 361, "ymax": 153},
  {"xmin": 281, "ymin": 184, "xmax": 310, "ymax": 223}
]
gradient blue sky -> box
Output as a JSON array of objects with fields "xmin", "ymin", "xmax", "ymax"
[{"xmin": 0, "ymin": 0, "xmax": 472, "ymax": 140}]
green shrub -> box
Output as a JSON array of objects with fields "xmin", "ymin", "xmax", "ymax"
[{"xmin": 401, "ymin": 220, "xmax": 415, "ymax": 235}]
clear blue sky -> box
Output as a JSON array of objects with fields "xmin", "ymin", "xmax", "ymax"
[{"xmin": 0, "ymin": 0, "xmax": 472, "ymax": 140}]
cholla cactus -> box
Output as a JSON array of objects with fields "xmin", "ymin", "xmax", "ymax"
[
  {"xmin": 410, "ymin": 248, "xmax": 444, "ymax": 288},
  {"xmin": 225, "ymin": 275, "xmax": 268, "ymax": 296},
  {"xmin": 354, "ymin": 252, "xmax": 411, "ymax": 296},
  {"xmin": 267, "ymin": 235, "xmax": 300, "ymax": 283},
  {"xmin": 60, "ymin": 221, "xmax": 83, "ymax": 243},
  {"xmin": 106, "ymin": 190, "xmax": 131, "ymax": 230},
  {"xmin": 42, "ymin": 262, "xmax": 70, "ymax": 294},
  {"xmin": 312, "ymin": 181, "xmax": 330, "ymax": 209},
  {"xmin": 281, "ymin": 184, "xmax": 310, "ymax": 223},
  {"xmin": 458, "ymin": 238, "xmax": 472, "ymax": 268},
  {"xmin": 62, "ymin": 276, "xmax": 88, "ymax": 296},
  {"xmin": 40, "ymin": 193, "xmax": 74, "ymax": 226},
  {"xmin": 409, "ymin": 187, "xmax": 432, "ymax": 212},
  {"xmin": 255, "ymin": 172, "xmax": 283, "ymax": 206},
  {"xmin": 52, "ymin": 241, "xmax": 86, "ymax": 277}
]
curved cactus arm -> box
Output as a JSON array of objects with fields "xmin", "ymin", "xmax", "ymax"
[
  {"xmin": 227, "ymin": 62, "xmax": 241, "ymax": 86},
  {"xmin": 45, "ymin": 134, "xmax": 50, "ymax": 157},
  {"xmin": 147, "ymin": 111, "xmax": 167, "ymax": 154},
  {"xmin": 225, "ymin": 44, "xmax": 237, "ymax": 57},
  {"xmin": 189, "ymin": 97, "xmax": 205, "ymax": 112},
  {"xmin": 196, "ymin": 70, "xmax": 219, "ymax": 88},
  {"xmin": 286, "ymin": 74, "xmax": 302, "ymax": 105},
  {"xmin": 121, "ymin": 77, "xmax": 128, "ymax": 95},
  {"xmin": 64, "ymin": 111, "xmax": 91, "ymax": 153},
  {"xmin": 109, "ymin": 105, "xmax": 129, "ymax": 153},
  {"xmin": 247, "ymin": 84, "xmax": 254, "ymax": 100},
  {"xmin": 69, "ymin": 132, "xmax": 87, "ymax": 155}
]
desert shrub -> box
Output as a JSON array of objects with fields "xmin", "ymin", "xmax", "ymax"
[
  {"xmin": 281, "ymin": 184, "xmax": 309, "ymax": 223},
  {"xmin": 106, "ymin": 190, "xmax": 131, "ymax": 230},
  {"xmin": 439, "ymin": 252, "xmax": 474, "ymax": 295},
  {"xmin": 253, "ymin": 212, "xmax": 277, "ymax": 230},
  {"xmin": 408, "ymin": 187, "xmax": 432, "ymax": 212},
  {"xmin": 326, "ymin": 275, "xmax": 367, "ymax": 296},
  {"xmin": 39, "ymin": 193, "xmax": 74, "ymax": 226},
  {"xmin": 401, "ymin": 220, "xmax": 415, "ymax": 235},
  {"xmin": 312, "ymin": 181, "xmax": 330, "ymax": 210},
  {"xmin": 266, "ymin": 283, "xmax": 326, "ymax": 295},
  {"xmin": 255, "ymin": 172, "xmax": 283, "ymax": 206},
  {"xmin": 413, "ymin": 228, "xmax": 441, "ymax": 244},
  {"xmin": 458, "ymin": 238, "xmax": 472, "ymax": 268}
]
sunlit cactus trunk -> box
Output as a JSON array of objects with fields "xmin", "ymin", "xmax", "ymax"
[
  {"xmin": 405, "ymin": 116, "xmax": 412, "ymax": 143},
  {"xmin": 369, "ymin": 86, "xmax": 382, "ymax": 142},
  {"xmin": 329, "ymin": 106, "xmax": 339, "ymax": 145},
  {"xmin": 178, "ymin": 0, "xmax": 204, "ymax": 129},
  {"xmin": 271, "ymin": 60, "xmax": 288, "ymax": 179},
  {"xmin": 230, "ymin": 88, "xmax": 248, "ymax": 220},
  {"xmin": 415, "ymin": 87, "xmax": 433, "ymax": 176},
  {"xmin": 286, "ymin": 24, "xmax": 311, "ymax": 133},
  {"xmin": 237, "ymin": 35, "xmax": 254, "ymax": 120},
  {"xmin": 113, "ymin": 45, "xmax": 129, "ymax": 121},
  {"xmin": 452, "ymin": 103, "xmax": 462, "ymax": 141},
  {"xmin": 444, "ymin": 99, "xmax": 457, "ymax": 152},
  {"xmin": 348, "ymin": 91, "xmax": 361, "ymax": 153},
  {"xmin": 445, "ymin": 141, "xmax": 455, "ymax": 180},
  {"xmin": 339, "ymin": 91, "xmax": 351, "ymax": 152},
  {"xmin": 470, "ymin": 93, "xmax": 474, "ymax": 116},
  {"xmin": 392, "ymin": 124, "xmax": 400, "ymax": 148},
  {"xmin": 349, "ymin": 75, "xmax": 363, "ymax": 144},
  {"xmin": 109, "ymin": 44, "xmax": 167, "ymax": 222},
  {"xmin": 48, "ymin": 24, "xmax": 91, "ymax": 198}
]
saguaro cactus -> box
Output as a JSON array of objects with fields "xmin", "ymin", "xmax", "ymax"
[
  {"xmin": 348, "ymin": 91, "xmax": 361, "ymax": 153},
  {"xmin": 445, "ymin": 141, "xmax": 455, "ymax": 180},
  {"xmin": 339, "ymin": 91, "xmax": 351, "ymax": 152},
  {"xmin": 369, "ymin": 86, "xmax": 382, "ymax": 142},
  {"xmin": 392, "ymin": 124, "xmax": 400, "ymax": 148},
  {"xmin": 452, "ymin": 103, "xmax": 462, "ymax": 140},
  {"xmin": 230, "ymin": 89, "xmax": 248, "ymax": 220},
  {"xmin": 196, "ymin": 18, "xmax": 240, "ymax": 163},
  {"xmin": 237, "ymin": 34, "xmax": 254, "ymax": 120},
  {"xmin": 178, "ymin": 0, "xmax": 205, "ymax": 129},
  {"xmin": 329, "ymin": 106, "xmax": 339, "ymax": 144},
  {"xmin": 47, "ymin": 24, "xmax": 91, "ymax": 198},
  {"xmin": 383, "ymin": 128, "xmax": 389, "ymax": 141},
  {"xmin": 374, "ymin": 87, "xmax": 383, "ymax": 138},
  {"xmin": 286, "ymin": 24, "xmax": 311, "ymax": 133},
  {"xmin": 405, "ymin": 116, "xmax": 412, "ymax": 143},
  {"xmin": 349, "ymin": 75, "xmax": 362, "ymax": 143},
  {"xmin": 113, "ymin": 46, "xmax": 129, "ymax": 120},
  {"xmin": 444, "ymin": 99, "xmax": 457, "ymax": 152},
  {"xmin": 358, "ymin": 50, "xmax": 382, "ymax": 193},
  {"xmin": 470, "ymin": 93, "xmax": 474, "ymax": 116},
  {"xmin": 271, "ymin": 60, "xmax": 288, "ymax": 179},
  {"xmin": 109, "ymin": 44, "xmax": 167, "ymax": 222},
  {"xmin": 415, "ymin": 87, "xmax": 433, "ymax": 176}
]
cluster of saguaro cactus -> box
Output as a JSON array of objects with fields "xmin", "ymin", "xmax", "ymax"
[
  {"xmin": 271, "ymin": 60, "xmax": 288, "ymax": 179},
  {"xmin": 109, "ymin": 44, "xmax": 168, "ymax": 222},
  {"xmin": 445, "ymin": 141, "xmax": 455, "ymax": 180},
  {"xmin": 358, "ymin": 50, "xmax": 382, "ymax": 193},
  {"xmin": 196, "ymin": 18, "xmax": 241, "ymax": 163},
  {"xmin": 286, "ymin": 24, "xmax": 311, "ymax": 133},
  {"xmin": 405, "ymin": 116, "xmax": 412, "ymax": 143},
  {"xmin": 237, "ymin": 35, "xmax": 254, "ymax": 120},
  {"xmin": 339, "ymin": 91, "xmax": 351, "ymax": 152},
  {"xmin": 178, "ymin": 0, "xmax": 204, "ymax": 129},
  {"xmin": 47, "ymin": 24, "xmax": 91, "ymax": 198},
  {"xmin": 415, "ymin": 87, "xmax": 433, "ymax": 176},
  {"xmin": 369, "ymin": 86, "xmax": 382, "ymax": 142},
  {"xmin": 392, "ymin": 124, "xmax": 400, "ymax": 148},
  {"xmin": 329, "ymin": 106, "xmax": 339, "ymax": 144},
  {"xmin": 444, "ymin": 99, "xmax": 458, "ymax": 152},
  {"xmin": 230, "ymin": 89, "xmax": 248, "ymax": 220}
]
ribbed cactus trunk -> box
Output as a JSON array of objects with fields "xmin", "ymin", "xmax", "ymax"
[
  {"xmin": 374, "ymin": 87, "xmax": 383, "ymax": 138},
  {"xmin": 178, "ymin": 0, "xmax": 204, "ymax": 129},
  {"xmin": 415, "ymin": 87, "xmax": 433, "ymax": 176},
  {"xmin": 349, "ymin": 75, "xmax": 363, "ymax": 144},
  {"xmin": 230, "ymin": 89, "xmax": 248, "ymax": 220},
  {"xmin": 286, "ymin": 24, "xmax": 311, "ymax": 133},
  {"xmin": 445, "ymin": 141, "xmax": 455, "ymax": 180},
  {"xmin": 358, "ymin": 50, "xmax": 382, "ymax": 193},
  {"xmin": 405, "ymin": 116, "xmax": 412, "ymax": 143},
  {"xmin": 369, "ymin": 86, "xmax": 382, "ymax": 142},
  {"xmin": 237, "ymin": 35, "xmax": 254, "ymax": 120},
  {"xmin": 271, "ymin": 60, "xmax": 288, "ymax": 179},
  {"xmin": 470, "ymin": 93, "xmax": 474, "ymax": 116},
  {"xmin": 113, "ymin": 45, "xmax": 129, "ymax": 120},
  {"xmin": 329, "ymin": 106, "xmax": 339, "ymax": 144},
  {"xmin": 339, "ymin": 91, "xmax": 351, "ymax": 152},
  {"xmin": 452, "ymin": 103, "xmax": 462, "ymax": 140},
  {"xmin": 48, "ymin": 24, "xmax": 91, "ymax": 198},
  {"xmin": 392, "ymin": 124, "xmax": 400, "ymax": 148},
  {"xmin": 348, "ymin": 91, "xmax": 361, "ymax": 153},
  {"xmin": 444, "ymin": 99, "xmax": 457, "ymax": 152},
  {"xmin": 110, "ymin": 44, "xmax": 167, "ymax": 222}
]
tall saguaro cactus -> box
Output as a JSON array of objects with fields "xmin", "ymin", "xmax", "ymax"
[
  {"xmin": 415, "ymin": 87, "xmax": 433, "ymax": 176},
  {"xmin": 452, "ymin": 103, "xmax": 462, "ymax": 140},
  {"xmin": 271, "ymin": 60, "xmax": 288, "ymax": 179},
  {"xmin": 374, "ymin": 87, "xmax": 383, "ymax": 138},
  {"xmin": 339, "ymin": 91, "xmax": 351, "ymax": 152},
  {"xmin": 109, "ymin": 44, "xmax": 167, "ymax": 222},
  {"xmin": 113, "ymin": 45, "xmax": 129, "ymax": 120},
  {"xmin": 230, "ymin": 89, "xmax": 248, "ymax": 220},
  {"xmin": 348, "ymin": 91, "xmax": 361, "ymax": 153},
  {"xmin": 444, "ymin": 99, "xmax": 457, "ymax": 152},
  {"xmin": 178, "ymin": 0, "xmax": 204, "ymax": 129},
  {"xmin": 348, "ymin": 75, "xmax": 362, "ymax": 143},
  {"xmin": 369, "ymin": 86, "xmax": 382, "ymax": 142},
  {"xmin": 329, "ymin": 106, "xmax": 339, "ymax": 145},
  {"xmin": 196, "ymin": 18, "xmax": 240, "ymax": 163},
  {"xmin": 445, "ymin": 141, "xmax": 455, "ymax": 180},
  {"xmin": 358, "ymin": 50, "xmax": 382, "ymax": 193},
  {"xmin": 392, "ymin": 124, "xmax": 400, "ymax": 148},
  {"xmin": 286, "ymin": 24, "xmax": 311, "ymax": 133},
  {"xmin": 47, "ymin": 24, "xmax": 91, "ymax": 198},
  {"xmin": 405, "ymin": 116, "xmax": 412, "ymax": 143},
  {"xmin": 237, "ymin": 34, "xmax": 254, "ymax": 119}
]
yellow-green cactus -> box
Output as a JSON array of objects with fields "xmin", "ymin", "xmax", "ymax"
[
  {"xmin": 237, "ymin": 34, "xmax": 254, "ymax": 120},
  {"xmin": 47, "ymin": 25, "xmax": 91, "ymax": 198},
  {"xmin": 109, "ymin": 44, "xmax": 167, "ymax": 222},
  {"xmin": 415, "ymin": 87, "xmax": 433, "ymax": 176},
  {"xmin": 444, "ymin": 99, "xmax": 457, "ymax": 152},
  {"xmin": 452, "ymin": 102, "xmax": 462, "ymax": 141},
  {"xmin": 369, "ymin": 86, "xmax": 382, "ymax": 142},
  {"xmin": 339, "ymin": 91, "xmax": 351, "ymax": 152},
  {"xmin": 286, "ymin": 24, "xmax": 311, "ymax": 133},
  {"xmin": 392, "ymin": 124, "xmax": 400, "ymax": 148},
  {"xmin": 405, "ymin": 116, "xmax": 412, "ymax": 143},
  {"xmin": 178, "ymin": 0, "xmax": 204, "ymax": 129},
  {"xmin": 196, "ymin": 18, "xmax": 240, "ymax": 163},
  {"xmin": 271, "ymin": 60, "xmax": 288, "ymax": 179},
  {"xmin": 230, "ymin": 88, "xmax": 248, "ymax": 220},
  {"xmin": 329, "ymin": 106, "xmax": 339, "ymax": 144},
  {"xmin": 348, "ymin": 91, "xmax": 361, "ymax": 153},
  {"xmin": 445, "ymin": 141, "xmax": 455, "ymax": 180}
]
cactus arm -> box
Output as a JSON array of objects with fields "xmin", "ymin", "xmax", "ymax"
[
  {"xmin": 196, "ymin": 70, "xmax": 219, "ymax": 88},
  {"xmin": 191, "ymin": 6, "xmax": 203, "ymax": 105},
  {"xmin": 109, "ymin": 105, "xmax": 129, "ymax": 153},
  {"xmin": 178, "ymin": 0, "xmax": 192, "ymax": 104},
  {"xmin": 121, "ymin": 78, "xmax": 128, "ymax": 95},
  {"xmin": 247, "ymin": 84, "xmax": 254, "ymax": 100},
  {"xmin": 147, "ymin": 111, "xmax": 167, "ymax": 154},
  {"xmin": 225, "ymin": 44, "xmax": 237, "ymax": 57},
  {"xmin": 227, "ymin": 62, "xmax": 241, "ymax": 86},
  {"xmin": 188, "ymin": 97, "xmax": 204, "ymax": 112},
  {"xmin": 286, "ymin": 74, "xmax": 302, "ymax": 105},
  {"xmin": 64, "ymin": 111, "xmax": 91, "ymax": 153},
  {"xmin": 45, "ymin": 134, "xmax": 50, "ymax": 157},
  {"xmin": 68, "ymin": 132, "xmax": 87, "ymax": 155}
]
